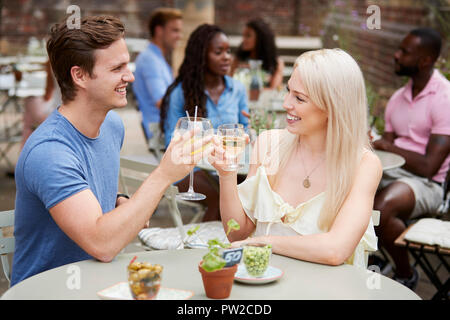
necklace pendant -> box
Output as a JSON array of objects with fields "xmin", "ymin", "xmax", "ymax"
[{"xmin": 303, "ymin": 177, "xmax": 311, "ymax": 188}]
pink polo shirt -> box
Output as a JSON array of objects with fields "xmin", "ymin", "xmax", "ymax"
[{"xmin": 384, "ymin": 69, "xmax": 450, "ymax": 183}]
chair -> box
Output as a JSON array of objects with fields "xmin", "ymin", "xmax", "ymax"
[
  {"xmin": 0, "ymin": 210, "xmax": 14, "ymax": 285},
  {"xmin": 0, "ymin": 82, "xmax": 23, "ymax": 170},
  {"xmin": 118, "ymin": 155, "xmax": 206, "ymax": 249},
  {"xmin": 393, "ymin": 168, "xmax": 450, "ymax": 300},
  {"xmin": 147, "ymin": 122, "xmax": 166, "ymax": 161},
  {"xmin": 139, "ymin": 119, "xmax": 166, "ymax": 161},
  {"xmin": 364, "ymin": 210, "xmax": 380, "ymax": 267}
]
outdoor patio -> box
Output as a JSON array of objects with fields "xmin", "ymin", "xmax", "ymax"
[{"xmin": 0, "ymin": 0, "xmax": 448, "ymax": 301}]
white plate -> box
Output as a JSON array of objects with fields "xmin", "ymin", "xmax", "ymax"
[
  {"xmin": 234, "ymin": 264, "xmax": 283, "ymax": 284},
  {"xmin": 97, "ymin": 282, "xmax": 194, "ymax": 300}
]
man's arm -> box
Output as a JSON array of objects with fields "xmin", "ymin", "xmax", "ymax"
[
  {"xmin": 374, "ymin": 133, "xmax": 450, "ymax": 179},
  {"xmin": 49, "ymin": 168, "xmax": 170, "ymax": 262},
  {"xmin": 49, "ymin": 131, "xmax": 213, "ymax": 262}
]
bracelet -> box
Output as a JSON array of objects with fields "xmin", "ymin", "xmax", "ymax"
[{"xmin": 116, "ymin": 193, "xmax": 130, "ymax": 200}]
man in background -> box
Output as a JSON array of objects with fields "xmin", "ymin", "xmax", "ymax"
[
  {"xmin": 132, "ymin": 8, "xmax": 182, "ymax": 149},
  {"xmin": 373, "ymin": 28, "xmax": 450, "ymax": 290}
]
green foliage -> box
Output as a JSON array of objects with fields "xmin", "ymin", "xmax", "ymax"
[
  {"xmin": 436, "ymin": 57, "xmax": 450, "ymax": 80},
  {"xmin": 187, "ymin": 219, "xmax": 241, "ymax": 272},
  {"xmin": 250, "ymin": 109, "xmax": 275, "ymax": 136},
  {"xmin": 366, "ymin": 81, "xmax": 384, "ymax": 135}
]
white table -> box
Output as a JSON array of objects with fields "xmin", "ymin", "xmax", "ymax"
[
  {"xmin": 1, "ymin": 249, "xmax": 420, "ymax": 300},
  {"xmin": 374, "ymin": 149, "xmax": 406, "ymax": 171}
]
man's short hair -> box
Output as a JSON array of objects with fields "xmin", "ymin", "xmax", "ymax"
[
  {"xmin": 46, "ymin": 15, "xmax": 125, "ymax": 103},
  {"xmin": 148, "ymin": 7, "xmax": 182, "ymax": 38},
  {"xmin": 410, "ymin": 27, "xmax": 442, "ymax": 62}
]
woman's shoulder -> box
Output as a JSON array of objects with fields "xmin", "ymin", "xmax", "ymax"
[
  {"xmin": 226, "ymin": 75, "xmax": 245, "ymax": 90},
  {"xmin": 356, "ymin": 149, "xmax": 383, "ymax": 185},
  {"xmin": 361, "ymin": 149, "xmax": 382, "ymax": 168},
  {"xmin": 167, "ymin": 81, "xmax": 184, "ymax": 102}
]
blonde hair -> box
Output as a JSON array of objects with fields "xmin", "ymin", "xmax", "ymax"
[{"xmin": 268, "ymin": 48, "xmax": 370, "ymax": 231}]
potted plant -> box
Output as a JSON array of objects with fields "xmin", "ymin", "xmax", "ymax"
[{"xmin": 187, "ymin": 219, "xmax": 241, "ymax": 299}]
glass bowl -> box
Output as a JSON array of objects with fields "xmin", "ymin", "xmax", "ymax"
[
  {"xmin": 242, "ymin": 243, "xmax": 272, "ymax": 277},
  {"xmin": 127, "ymin": 261, "xmax": 163, "ymax": 300}
]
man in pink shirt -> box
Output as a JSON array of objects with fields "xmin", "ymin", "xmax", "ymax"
[{"xmin": 373, "ymin": 28, "xmax": 450, "ymax": 290}]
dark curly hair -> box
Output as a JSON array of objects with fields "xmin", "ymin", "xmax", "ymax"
[
  {"xmin": 236, "ymin": 18, "xmax": 278, "ymax": 74},
  {"xmin": 160, "ymin": 24, "xmax": 224, "ymax": 132}
]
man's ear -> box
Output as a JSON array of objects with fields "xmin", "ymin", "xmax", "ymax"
[
  {"xmin": 153, "ymin": 25, "xmax": 163, "ymax": 39},
  {"xmin": 70, "ymin": 66, "xmax": 89, "ymax": 89},
  {"xmin": 418, "ymin": 55, "xmax": 434, "ymax": 69}
]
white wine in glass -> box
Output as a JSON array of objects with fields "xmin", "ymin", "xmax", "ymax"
[
  {"xmin": 218, "ymin": 123, "xmax": 246, "ymax": 171},
  {"xmin": 174, "ymin": 117, "xmax": 213, "ymax": 201}
]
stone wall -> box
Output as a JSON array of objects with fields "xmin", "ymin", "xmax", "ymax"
[{"xmin": 0, "ymin": 0, "xmax": 174, "ymax": 55}]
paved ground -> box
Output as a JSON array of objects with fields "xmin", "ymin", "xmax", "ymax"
[{"xmin": 0, "ymin": 103, "xmax": 442, "ymax": 299}]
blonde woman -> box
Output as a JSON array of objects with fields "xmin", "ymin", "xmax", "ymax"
[{"xmin": 209, "ymin": 48, "xmax": 383, "ymax": 268}]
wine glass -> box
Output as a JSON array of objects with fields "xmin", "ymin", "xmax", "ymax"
[
  {"xmin": 217, "ymin": 123, "xmax": 246, "ymax": 171},
  {"xmin": 174, "ymin": 117, "xmax": 213, "ymax": 201}
]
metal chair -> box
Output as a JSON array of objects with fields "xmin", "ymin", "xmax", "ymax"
[
  {"xmin": 146, "ymin": 122, "xmax": 166, "ymax": 161},
  {"xmin": 0, "ymin": 74, "xmax": 23, "ymax": 170},
  {"xmin": 393, "ymin": 169, "xmax": 450, "ymax": 300},
  {"xmin": 0, "ymin": 210, "xmax": 15, "ymax": 285},
  {"xmin": 118, "ymin": 155, "xmax": 206, "ymax": 249}
]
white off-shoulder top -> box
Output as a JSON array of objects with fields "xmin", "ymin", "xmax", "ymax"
[{"xmin": 237, "ymin": 165, "xmax": 378, "ymax": 269}]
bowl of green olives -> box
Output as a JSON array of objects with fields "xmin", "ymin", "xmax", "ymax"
[
  {"xmin": 127, "ymin": 259, "xmax": 163, "ymax": 300},
  {"xmin": 242, "ymin": 243, "xmax": 272, "ymax": 277}
]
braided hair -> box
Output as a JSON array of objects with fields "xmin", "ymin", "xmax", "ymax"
[
  {"xmin": 160, "ymin": 24, "xmax": 224, "ymax": 132},
  {"xmin": 236, "ymin": 18, "xmax": 278, "ymax": 74}
]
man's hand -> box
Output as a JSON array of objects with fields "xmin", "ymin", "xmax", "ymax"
[
  {"xmin": 372, "ymin": 138, "xmax": 393, "ymax": 152},
  {"xmin": 158, "ymin": 129, "xmax": 213, "ymax": 183},
  {"xmin": 115, "ymin": 195, "xmax": 129, "ymax": 207},
  {"xmin": 241, "ymin": 110, "xmax": 250, "ymax": 119}
]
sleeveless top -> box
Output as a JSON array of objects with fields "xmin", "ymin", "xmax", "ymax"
[{"xmin": 237, "ymin": 165, "xmax": 378, "ymax": 269}]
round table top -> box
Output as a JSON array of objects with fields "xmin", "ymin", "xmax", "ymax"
[
  {"xmin": 1, "ymin": 249, "xmax": 420, "ymax": 300},
  {"xmin": 374, "ymin": 149, "xmax": 406, "ymax": 171}
]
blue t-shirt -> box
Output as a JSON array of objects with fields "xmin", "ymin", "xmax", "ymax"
[
  {"xmin": 164, "ymin": 75, "xmax": 249, "ymax": 147},
  {"xmin": 11, "ymin": 108, "xmax": 124, "ymax": 286},
  {"xmin": 132, "ymin": 42, "xmax": 173, "ymax": 139}
]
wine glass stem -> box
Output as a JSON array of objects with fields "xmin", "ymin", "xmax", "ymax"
[{"xmin": 188, "ymin": 170, "xmax": 195, "ymax": 194}]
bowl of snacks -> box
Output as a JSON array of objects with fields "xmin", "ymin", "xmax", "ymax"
[
  {"xmin": 127, "ymin": 256, "xmax": 163, "ymax": 300},
  {"xmin": 242, "ymin": 243, "xmax": 272, "ymax": 277}
]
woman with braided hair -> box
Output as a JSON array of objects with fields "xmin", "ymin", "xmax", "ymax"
[{"xmin": 161, "ymin": 23, "xmax": 249, "ymax": 221}]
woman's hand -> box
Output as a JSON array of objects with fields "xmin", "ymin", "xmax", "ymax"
[
  {"xmin": 230, "ymin": 237, "xmax": 270, "ymax": 249},
  {"xmin": 230, "ymin": 239, "xmax": 250, "ymax": 248},
  {"xmin": 208, "ymin": 134, "xmax": 249, "ymax": 178}
]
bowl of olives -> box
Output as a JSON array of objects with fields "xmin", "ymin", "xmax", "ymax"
[{"xmin": 127, "ymin": 258, "xmax": 163, "ymax": 300}]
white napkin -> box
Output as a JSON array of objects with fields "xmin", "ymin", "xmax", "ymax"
[{"xmin": 405, "ymin": 218, "xmax": 450, "ymax": 249}]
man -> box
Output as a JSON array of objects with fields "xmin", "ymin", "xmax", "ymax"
[
  {"xmin": 373, "ymin": 28, "xmax": 450, "ymax": 290},
  {"xmin": 11, "ymin": 15, "xmax": 211, "ymax": 286},
  {"xmin": 132, "ymin": 8, "xmax": 182, "ymax": 142}
]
